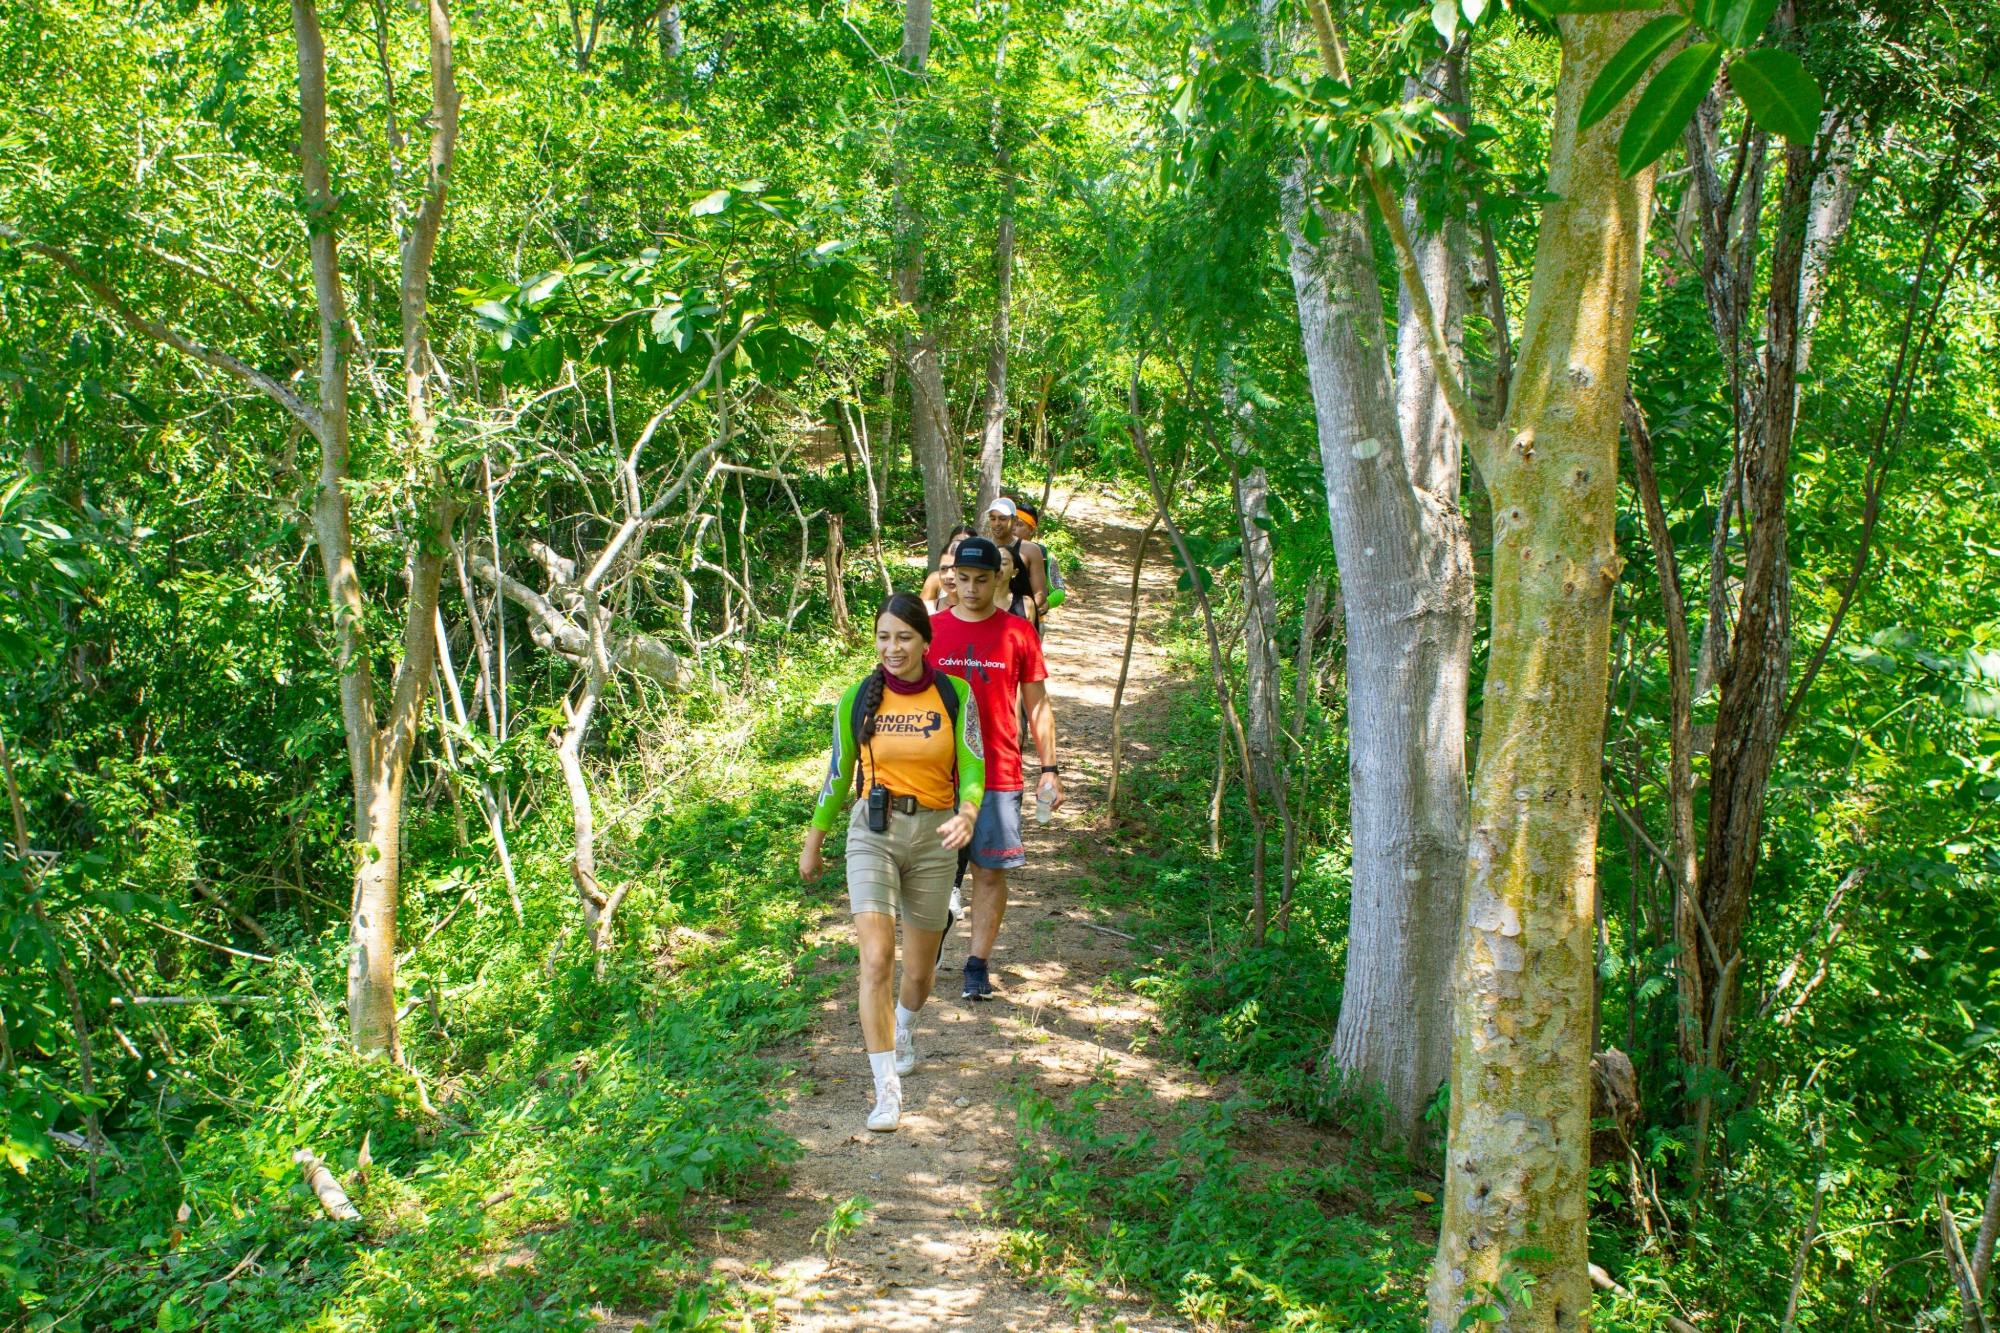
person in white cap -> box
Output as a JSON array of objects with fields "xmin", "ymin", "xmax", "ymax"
[{"xmin": 983, "ymin": 497, "xmax": 1049, "ymax": 628}]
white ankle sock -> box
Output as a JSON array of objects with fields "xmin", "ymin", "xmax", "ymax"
[
  {"xmin": 894, "ymin": 1003, "xmax": 919, "ymax": 1032},
  {"xmin": 869, "ymin": 1049, "xmax": 900, "ymax": 1095}
]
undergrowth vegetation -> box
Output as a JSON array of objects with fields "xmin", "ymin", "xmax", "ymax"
[{"xmin": 5, "ymin": 638, "xmax": 868, "ymax": 1331}]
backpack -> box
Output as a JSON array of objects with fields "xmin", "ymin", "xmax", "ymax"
[{"xmin": 851, "ymin": 672, "xmax": 964, "ymax": 796}]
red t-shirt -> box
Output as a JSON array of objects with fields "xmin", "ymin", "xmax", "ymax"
[{"xmin": 928, "ymin": 607, "xmax": 1047, "ymax": 792}]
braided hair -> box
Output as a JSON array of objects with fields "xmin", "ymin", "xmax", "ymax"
[{"xmin": 853, "ymin": 593, "xmax": 936, "ymax": 792}]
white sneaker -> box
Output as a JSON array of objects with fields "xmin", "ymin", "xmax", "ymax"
[
  {"xmin": 867, "ymin": 1088, "xmax": 902, "ymax": 1132},
  {"xmin": 894, "ymin": 1024, "xmax": 920, "ymax": 1076}
]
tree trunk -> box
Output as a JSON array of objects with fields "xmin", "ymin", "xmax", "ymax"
[
  {"xmin": 1224, "ymin": 385, "xmax": 1283, "ymax": 786},
  {"xmin": 974, "ymin": 8, "xmax": 1014, "ymax": 518},
  {"xmin": 1970, "ymin": 1150, "xmax": 2000, "ymax": 1332},
  {"xmin": 1427, "ymin": 10, "xmax": 1660, "ymax": 1329},
  {"xmin": 1687, "ymin": 143, "xmax": 1815, "ymax": 1177},
  {"xmin": 556, "ymin": 605, "xmax": 626, "ymax": 980},
  {"xmin": 1280, "ymin": 19, "xmax": 1474, "ymax": 1147},
  {"xmin": 1129, "ymin": 361, "xmax": 1267, "ymax": 941},
  {"xmin": 893, "ymin": 0, "xmax": 962, "ymax": 561},
  {"xmin": 25, "ymin": 0, "xmax": 461, "ymax": 1059},
  {"xmin": 826, "ymin": 512, "xmax": 852, "ymax": 635},
  {"xmin": 348, "ymin": 788, "xmax": 403, "ymax": 1059},
  {"xmin": 840, "ymin": 398, "xmax": 894, "ymax": 595},
  {"xmin": 656, "ymin": 1, "xmax": 682, "ymax": 59},
  {"xmin": 1223, "ymin": 384, "xmax": 1295, "ymax": 918},
  {"xmin": 1107, "ymin": 517, "xmax": 1161, "ymax": 817}
]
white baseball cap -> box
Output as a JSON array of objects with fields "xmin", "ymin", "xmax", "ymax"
[{"xmin": 986, "ymin": 497, "xmax": 1018, "ymax": 517}]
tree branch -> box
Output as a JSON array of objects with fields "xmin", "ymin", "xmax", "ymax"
[
  {"xmin": 2, "ymin": 225, "xmax": 322, "ymax": 436},
  {"xmin": 1299, "ymin": 0, "xmax": 1489, "ymax": 455}
]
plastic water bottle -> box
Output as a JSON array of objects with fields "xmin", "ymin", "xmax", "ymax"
[{"xmin": 1036, "ymin": 782, "xmax": 1054, "ymax": 826}]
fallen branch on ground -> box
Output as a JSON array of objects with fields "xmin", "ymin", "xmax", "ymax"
[
  {"xmin": 1589, "ymin": 1263, "xmax": 1700, "ymax": 1333},
  {"xmin": 294, "ymin": 1148, "xmax": 360, "ymax": 1222}
]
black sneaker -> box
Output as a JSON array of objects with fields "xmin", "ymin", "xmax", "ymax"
[{"xmin": 962, "ymin": 955, "xmax": 994, "ymax": 1001}]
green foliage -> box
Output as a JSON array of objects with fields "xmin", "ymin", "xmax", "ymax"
[
  {"xmin": 1618, "ymin": 42, "xmax": 1724, "ymax": 176},
  {"xmin": 2, "ymin": 0, "xmax": 1997, "ymax": 1327},
  {"xmin": 1000, "ymin": 1083, "xmax": 1433, "ymax": 1329},
  {"xmin": 2, "ymin": 636, "xmax": 861, "ymax": 1330},
  {"xmin": 813, "ymin": 1193, "xmax": 874, "ymax": 1261}
]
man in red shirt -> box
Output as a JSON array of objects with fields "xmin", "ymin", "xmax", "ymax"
[{"xmin": 927, "ymin": 536, "xmax": 1064, "ymax": 999}]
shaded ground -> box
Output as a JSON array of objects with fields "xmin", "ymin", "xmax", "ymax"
[{"xmin": 677, "ymin": 485, "xmax": 1206, "ymax": 1332}]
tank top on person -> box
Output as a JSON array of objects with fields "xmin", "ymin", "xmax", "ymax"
[{"xmin": 1007, "ymin": 540, "xmax": 1035, "ymax": 602}]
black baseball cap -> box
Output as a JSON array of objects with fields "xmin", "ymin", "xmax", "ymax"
[{"xmin": 953, "ymin": 536, "xmax": 1003, "ymax": 571}]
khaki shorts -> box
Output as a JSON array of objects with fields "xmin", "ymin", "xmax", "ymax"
[{"xmin": 845, "ymin": 802, "xmax": 957, "ymax": 931}]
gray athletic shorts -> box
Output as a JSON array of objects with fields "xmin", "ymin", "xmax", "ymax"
[
  {"xmin": 845, "ymin": 802, "xmax": 956, "ymax": 931},
  {"xmin": 969, "ymin": 789, "xmax": 1026, "ymax": 870}
]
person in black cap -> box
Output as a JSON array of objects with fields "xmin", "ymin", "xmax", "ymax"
[{"xmin": 924, "ymin": 535, "xmax": 1063, "ymax": 999}]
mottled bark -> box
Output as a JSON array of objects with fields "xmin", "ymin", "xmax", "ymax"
[{"xmin": 1428, "ymin": 10, "xmax": 1659, "ymax": 1329}]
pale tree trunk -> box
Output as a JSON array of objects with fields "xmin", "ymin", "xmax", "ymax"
[
  {"xmin": 556, "ymin": 589, "xmax": 630, "ymax": 980},
  {"xmin": 18, "ymin": 0, "xmax": 460, "ymax": 1058},
  {"xmin": 295, "ymin": 0, "xmax": 405, "ymax": 1057},
  {"xmin": 656, "ymin": 1, "xmax": 682, "ymax": 59},
  {"xmin": 1279, "ymin": 10, "xmax": 1474, "ymax": 1146},
  {"xmin": 346, "ymin": 0, "xmax": 460, "ymax": 1057},
  {"xmin": 893, "ymin": 0, "xmax": 962, "ymax": 561},
  {"xmin": 1970, "ymin": 1150, "xmax": 2000, "ymax": 1332},
  {"xmin": 974, "ymin": 6, "xmax": 1014, "ymax": 518},
  {"xmin": 1426, "ymin": 10, "xmax": 1660, "ymax": 1328},
  {"xmin": 839, "ymin": 398, "xmax": 894, "ymax": 594},
  {"xmin": 1223, "ymin": 385, "xmax": 1283, "ymax": 791},
  {"xmin": 1221, "ymin": 383, "xmax": 1295, "ymax": 916}
]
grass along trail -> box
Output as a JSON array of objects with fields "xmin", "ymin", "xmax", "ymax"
[{"xmin": 688, "ymin": 486, "xmax": 1204, "ymax": 1331}]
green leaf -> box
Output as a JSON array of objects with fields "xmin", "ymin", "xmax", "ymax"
[
  {"xmin": 690, "ymin": 189, "xmax": 731, "ymax": 217},
  {"xmin": 1714, "ymin": 0, "xmax": 1777, "ymax": 45},
  {"xmin": 1462, "ymin": 0, "xmax": 1488, "ymax": 23},
  {"xmin": 1548, "ymin": 0, "xmax": 1656, "ymax": 11},
  {"xmin": 1727, "ymin": 48, "xmax": 1821, "ymax": 144},
  {"xmin": 1431, "ymin": 0, "xmax": 1458, "ymax": 45},
  {"xmin": 1579, "ymin": 15, "xmax": 1689, "ymax": 130},
  {"xmin": 1618, "ymin": 42, "xmax": 1722, "ymax": 176}
]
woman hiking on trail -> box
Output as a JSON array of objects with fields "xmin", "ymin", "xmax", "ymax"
[
  {"xmin": 921, "ymin": 525, "xmax": 977, "ymax": 612},
  {"xmin": 799, "ymin": 593, "xmax": 985, "ymax": 1132}
]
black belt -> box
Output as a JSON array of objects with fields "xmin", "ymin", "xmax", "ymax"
[{"xmin": 889, "ymin": 795, "xmax": 945, "ymax": 815}]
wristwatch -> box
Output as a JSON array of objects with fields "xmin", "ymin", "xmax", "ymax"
[{"xmin": 1039, "ymin": 764, "xmax": 1061, "ymax": 775}]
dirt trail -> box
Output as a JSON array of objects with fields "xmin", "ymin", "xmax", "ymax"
[{"xmin": 696, "ymin": 486, "xmax": 1201, "ymax": 1332}]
